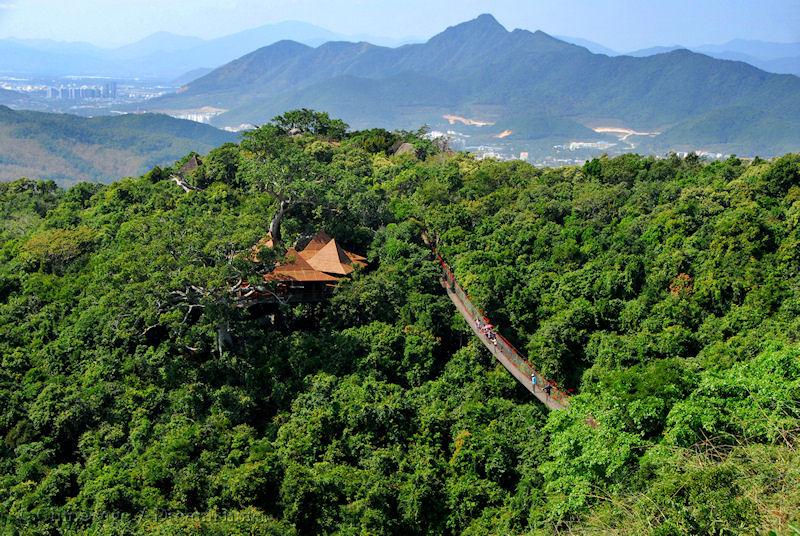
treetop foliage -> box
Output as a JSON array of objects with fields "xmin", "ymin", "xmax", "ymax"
[{"xmin": 1, "ymin": 110, "xmax": 798, "ymax": 534}]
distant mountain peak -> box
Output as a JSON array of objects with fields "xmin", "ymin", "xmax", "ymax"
[
  {"xmin": 465, "ymin": 13, "xmax": 506, "ymax": 32},
  {"xmin": 525, "ymin": 29, "xmax": 570, "ymax": 43},
  {"xmin": 506, "ymin": 28, "xmax": 580, "ymax": 54},
  {"xmin": 427, "ymin": 13, "xmax": 508, "ymax": 47},
  {"xmin": 474, "ymin": 13, "xmax": 503, "ymax": 26},
  {"xmin": 440, "ymin": 13, "xmax": 506, "ymax": 35}
]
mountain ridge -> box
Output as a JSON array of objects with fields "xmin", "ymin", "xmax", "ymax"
[
  {"xmin": 148, "ymin": 14, "xmax": 800, "ymax": 156},
  {"xmin": 625, "ymin": 42, "xmax": 800, "ymax": 76},
  {"xmin": 0, "ymin": 21, "xmax": 421, "ymax": 79}
]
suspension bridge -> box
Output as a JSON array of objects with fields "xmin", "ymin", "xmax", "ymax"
[{"xmin": 435, "ymin": 251, "xmax": 570, "ymax": 410}]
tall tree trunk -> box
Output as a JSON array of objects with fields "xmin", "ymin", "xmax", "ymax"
[
  {"xmin": 270, "ymin": 199, "xmax": 290, "ymax": 246},
  {"xmin": 217, "ymin": 321, "xmax": 232, "ymax": 356}
]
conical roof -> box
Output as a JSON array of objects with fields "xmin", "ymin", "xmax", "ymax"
[
  {"xmin": 299, "ymin": 230, "xmax": 332, "ymax": 259},
  {"xmin": 306, "ymin": 239, "xmax": 355, "ymax": 275},
  {"xmin": 179, "ymin": 154, "xmax": 201, "ymax": 175},
  {"xmin": 265, "ymin": 248, "xmax": 339, "ymax": 282},
  {"xmin": 346, "ymin": 251, "xmax": 367, "ymax": 266}
]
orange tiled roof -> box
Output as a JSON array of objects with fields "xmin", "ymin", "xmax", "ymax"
[
  {"xmin": 306, "ymin": 239, "xmax": 356, "ymax": 275},
  {"xmin": 346, "ymin": 251, "xmax": 367, "ymax": 266},
  {"xmin": 298, "ymin": 230, "xmax": 333, "ymax": 259},
  {"xmin": 264, "ymin": 248, "xmax": 339, "ymax": 283},
  {"xmin": 257, "ymin": 231, "xmax": 367, "ymax": 283}
]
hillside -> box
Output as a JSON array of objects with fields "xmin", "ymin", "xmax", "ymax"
[
  {"xmin": 0, "ymin": 88, "xmax": 33, "ymax": 107},
  {"xmin": 1, "ymin": 113, "xmax": 799, "ymax": 533},
  {"xmin": 0, "ymin": 107, "xmax": 236, "ymax": 185},
  {"xmin": 149, "ymin": 14, "xmax": 800, "ymax": 156}
]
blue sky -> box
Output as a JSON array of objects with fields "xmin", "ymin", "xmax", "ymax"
[{"xmin": 0, "ymin": 0, "xmax": 798, "ymax": 50}]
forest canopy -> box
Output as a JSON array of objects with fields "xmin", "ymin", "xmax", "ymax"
[{"xmin": 1, "ymin": 111, "xmax": 799, "ymax": 534}]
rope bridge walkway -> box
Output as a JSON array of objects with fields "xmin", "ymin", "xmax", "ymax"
[{"xmin": 435, "ymin": 252, "xmax": 570, "ymax": 411}]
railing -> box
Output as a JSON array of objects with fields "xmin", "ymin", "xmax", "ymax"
[{"xmin": 436, "ymin": 253, "xmax": 570, "ymax": 408}]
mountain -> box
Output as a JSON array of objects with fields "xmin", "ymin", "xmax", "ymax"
[
  {"xmin": 114, "ymin": 31, "xmax": 206, "ymax": 59},
  {"xmin": 0, "ymin": 40, "xmax": 110, "ymax": 76},
  {"xmin": 0, "ymin": 106, "xmax": 236, "ymax": 185},
  {"xmin": 192, "ymin": 21, "xmax": 347, "ymax": 54},
  {"xmin": 697, "ymin": 50, "xmax": 800, "ymax": 77},
  {"xmin": 626, "ymin": 40, "xmax": 800, "ymax": 76},
  {"xmin": 5, "ymin": 37, "xmax": 107, "ymax": 57},
  {"xmin": 695, "ymin": 39, "xmax": 800, "ymax": 61},
  {"xmin": 148, "ymin": 14, "xmax": 800, "ymax": 156},
  {"xmin": 0, "ymin": 22, "xmax": 419, "ymax": 79},
  {"xmin": 754, "ymin": 56, "xmax": 800, "ymax": 76},
  {"xmin": 124, "ymin": 22, "xmax": 348, "ymax": 78},
  {"xmin": 648, "ymin": 105, "xmax": 800, "ymax": 155},
  {"xmin": 626, "ymin": 45, "xmax": 685, "ymax": 57},
  {"xmin": 555, "ymin": 35, "xmax": 618, "ymax": 56},
  {"xmin": 171, "ymin": 67, "xmax": 215, "ymax": 86}
]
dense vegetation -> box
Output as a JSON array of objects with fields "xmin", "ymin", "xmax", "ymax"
[
  {"xmin": 1, "ymin": 110, "xmax": 799, "ymax": 534},
  {"xmin": 0, "ymin": 106, "xmax": 236, "ymax": 186}
]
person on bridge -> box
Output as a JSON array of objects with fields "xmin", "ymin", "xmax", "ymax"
[
  {"xmin": 544, "ymin": 384, "xmax": 552, "ymax": 397},
  {"xmin": 531, "ymin": 373, "xmax": 537, "ymax": 391}
]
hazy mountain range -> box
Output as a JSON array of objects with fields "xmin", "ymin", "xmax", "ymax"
[
  {"xmin": 558, "ymin": 37, "xmax": 800, "ymax": 77},
  {"xmin": 0, "ymin": 21, "xmax": 420, "ymax": 80},
  {"xmin": 1, "ymin": 18, "xmax": 798, "ymax": 82},
  {"xmin": 146, "ymin": 14, "xmax": 800, "ymax": 156},
  {"xmin": 0, "ymin": 106, "xmax": 236, "ymax": 185}
]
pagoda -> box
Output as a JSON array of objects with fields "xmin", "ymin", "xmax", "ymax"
[{"xmin": 239, "ymin": 231, "xmax": 367, "ymax": 303}]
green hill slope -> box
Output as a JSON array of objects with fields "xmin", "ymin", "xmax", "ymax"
[
  {"xmin": 0, "ymin": 115, "xmax": 798, "ymax": 533},
  {"xmin": 0, "ymin": 106, "xmax": 237, "ymax": 185}
]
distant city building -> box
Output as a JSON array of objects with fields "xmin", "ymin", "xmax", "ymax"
[
  {"xmin": 103, "ymin": 82, "xmax": 117, "ymax": 99},
  {"xmin": 42, "ymin": 82, "xmax": 117, "ymax": 100},
  {"xmin": 168, "ymin": 107, "xmax": 227, "ymax": 124}
]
